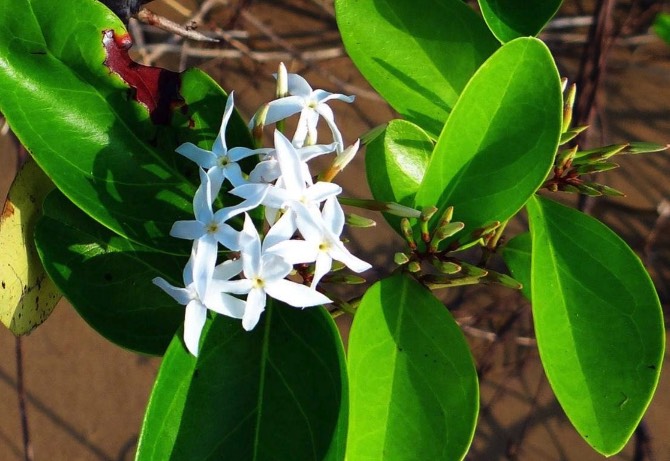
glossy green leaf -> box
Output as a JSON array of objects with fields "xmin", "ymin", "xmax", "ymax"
[
  {"xmin": 501, "ymin": 231, "xmax": 532, "ymax": 299},
  {"xmin": 365, "ymin": 119, "xmax": 432, "ymax": 231},
  {"xmin": 478, "ymin": 0, "xmax": 562, "ymax": 42},
  {"xmin": 336, "ymin": 0, "xmax": 499, "ymax": 138},
  {"xmin": 35, "ymin": 191, "xmax": 184, "ymax": 355},
  {"xmin": 527, "ymin": 195, "xmax": 664, "ymax": 456},
  {"xmin": 0, "ymin": 0, "xmax": 251, "ymax": 253},
  {"xmin": 415, "ymin": 38, "xmax": 561, "ymax": 245},
  {"xmin": 137, "ymin": 302, "xmax": 348, "ymax": 461},
  {"xmin": 347, "ymin": 274, "xmax": 478, "ymax": 460}
]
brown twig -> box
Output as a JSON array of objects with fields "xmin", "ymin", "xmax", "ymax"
[
  {"xmin": 459, "ymin": 321, "xmax": 536, "ymax": 347},
  {"xmin": 144, "ymin": 41, "xmax": 343, "ymax": 62},
  {"xmin": 573, "ymin": 0, "xmax": 617, "ymax": 136},
  {"xmin": 140, "ymin": 0, "xmax": 225, "ymax": 65},
  {"xmin": 136, "ymin": 7, "xmax": 219, "ymax": 42},
  {"xmin": 16, "ymin": 336, "xmax": 33, "ymax": 461}
]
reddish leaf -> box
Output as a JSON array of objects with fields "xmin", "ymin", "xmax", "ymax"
[{"xmin": 102, "ymin": 30, "xmax": 183, "ymax": 125}]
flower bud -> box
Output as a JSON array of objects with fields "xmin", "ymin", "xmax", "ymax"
[
  {"xmin": 276, "ymin": 62, "xmax": 288, "ymax": 99},
  {"xmin": 321, "ymin": 140, "xmax": 360, "ymax": 182},
  {"xmin": 562, "ymin": 82, "xmax": 577, "ymax": 132},
  {"xmin": 345, "ymin": 212, "xmax": 377, "ymax": 228},
  {"xmin": 394, "ymin": 252, "xmax": 410, "ymax": 265}
]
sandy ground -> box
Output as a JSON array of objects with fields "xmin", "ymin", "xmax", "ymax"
[{"xmin": 2, "ymin": 1, "xmax": 670, "ymax": 460}]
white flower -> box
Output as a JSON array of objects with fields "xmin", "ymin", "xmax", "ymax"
[
  {"xmin": 268, "ymin": 196, "xmax": 371, "ymax": 287},
  {"xmin": 251, "ymin": 72, "xmax": 354, "ymax": 150},
  {"xmin": 231, "ymin": 131, "xmax": 341, "ymax": 229},
  {"xmin": 153, "ymin": 244, "xmax": 246, "ymax": 356},
  {"xmin": 170, "ymin": 169, "xmax": 264, "ymax": 277},
  {"xmin": 219, "ymin": 214, "xmax": 332, "ymax": 331},
  {"xmin": 176, "ymin": 92, "xmax": 256, "ymax": 187}
]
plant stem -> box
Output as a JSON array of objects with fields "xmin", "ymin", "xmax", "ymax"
[{"xmin": 15, "ymin": 336, "xmax": 33, "ymax": 461}]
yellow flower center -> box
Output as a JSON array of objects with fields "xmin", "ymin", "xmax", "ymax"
[{"xmin": 251, "ymin": 277, "xmax": 265, "ymax": 289}]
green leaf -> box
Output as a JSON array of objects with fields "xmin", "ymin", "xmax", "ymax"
[
  {"xmin": 137, "ymin": 303, "xmax": 348, "ymax": 461},
  {"xmin": 335, "ymin": 0, "xmax": 499, "ymax": 138},
  {"xmin": 653, "ymin": 12, "xmax": 670, "ymax": 46},
  {"xmin": 0, "ymin": 158, "xmax": 61, "ymax": 334},
  {"xmin": 527, "ymin": 195, "xmax": 664, "ymax": 456},
  {"xmin": 34, "ymin": 191, "xmax": 184, "ymax": 355},
  {"xmin": 347, "ymin": 274, "xmax": 478, "ymax": 461},
  {"xmin": 478, "ymin": 0, "xmax": 562, "ymax": 42},
  {"xmin": 365, "ymin": 120, "xmax": 432, "ymax": 232},
  {"xmin": 135, "ymin": 325, "xmax": 200, "ymax": 459},
  {"xmin": 501, "ymin": 231, "xmax": 532, "ymax": 299},
  {"xmin": 415, "ymin": 38, "xmax": 561, "ymax": 246},
  {"xmin": 0, "ymin": 0, "xmax": 252, "ymax": 253}
]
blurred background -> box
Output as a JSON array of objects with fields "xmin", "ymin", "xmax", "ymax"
[{"xmin": 1, "ymin": 0, "xmax": 670, "ymax": 459}]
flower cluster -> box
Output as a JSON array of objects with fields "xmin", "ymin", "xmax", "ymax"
[{"xmin": 153, "ymin": 65, "xmax": 371, "ymax": 356}]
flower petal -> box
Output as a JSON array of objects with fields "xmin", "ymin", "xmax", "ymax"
[
  {"xmin": 322, "ymin": 196, "xmax": 345, "ymax": 237},
  {"xmin": 222, "ymin": 162, "xmax": 247, "ymax": 187},
  {"xmin": 206, "ymin": 292, "xmax": 246, "ymax": 320},
  {"xmin": 193, "ymin": 169, "xmax": 214, "ymax": 222},
  {"xmin": 216, "ymin": 278, "xmax": 253, "ymax": 295},
  {"xmin": 170, "ymin": 220, "xmax": 205, "ymax": 240},
  {"xmin": 264, "ymin": 96, "xmax": 305, "ymax": 124},
  {"xmin": 298, "ymin": 142, "xmax": 338, "ymax": 162},
  {"xmin": 228, "ymin": 146, "xmax": 259, "ymax": 162},
  {"xmin": 213, "ymin": 91, "xmax": 236, "ymax": 154},
  {"xmin": 182, "ymin": 246, "xmax": 196, "ymax": 286},
  {"xmin": 205, "ymin": 167, "xmax": 225, "ymax": 199},
  {"xmin": 152, "ymin": 277, "xmax": 191, "ymax": 305},
  {"xmin": 329, "ymin": 240, "xmax": 372, "ymax": 274},
  {"xmin": 311, "ymin": 252, "xmax": 333, "ymax": 287},
  {"xmin": 304, "ymin": 181, "xmax": 342, "ymax": 204},
  {"xmin": 212, "ymin": 258, "xmax": 243, "ymax": 281},
  {"xmin": 239, "ymin": 214, "xmax": 262, "ymax": 277},
  {"xmin": 293, "ymin": 205, "xmax": 325, "ymax": 242},
  {"xmin": 212, "ymin": 223, "xmax": 240, "ymax": 251},
  {"xmin": 192, "ymin": 236, "xmax": 217, "ymax": 298},
  {"xmin": 292, "ymin": 109, "xmax": 310, "ymax": 148},
  {"xmin": 286, "ymin": 73, "xmax": 313, "ymax": 97},
  {"xmin": 267, "ymin": 239, "xmax": 318, "ymax": 265},
  {"xmin": 229, "ymin": 183, "xmax": 275, "ymax": 209},
  {"xmin": 263, "ymin": 212, "xmax": 296, "ymax": 250},
  {"xmin": 242, "ymin": 288, "xmax": 267, "ymax": 331},
  {"xmin": 304, "ymin": 109, "xmax": 320, "ymax": 146},
  {"xmin": 260, "ymin": 253, "xmax": 293, "ymax": 282},
  {"xmin": 184, "ymin": 300, "xmax": 207, "ymax": 356},
  {"xmin": 175, "ymin": 143, "xmax": 216, "ymax": 169},
  {"xmin": 265, "ymin": 279, "xmax": 332, "ymax": 307},
  {"xmin": 275, "ymin": 130, "xmax": 307, "ymax": 193},
  {"xmin": 316, "ymin": 103, "xmax": 344, "ymax": 149},
  {"xmin": 248, "ymin": 159, "xmax": 280, "ymax": 184},
  {"xmin": 313, "ymin": 89, "xmax": 355, "ymax": 105}
]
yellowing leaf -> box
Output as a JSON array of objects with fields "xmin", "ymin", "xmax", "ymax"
[{"xmin": 0, "ymin": 158, "xmax": 61, "ymax": 334}]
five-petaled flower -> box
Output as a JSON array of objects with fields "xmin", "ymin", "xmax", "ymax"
[
  {"xmin": 250, "ymin": 73, "xmax": 354, "ymax": 151},
  {"xmin": 218, "ymin": 214, "xmax": 332, "ymax": 331},
  {"xmin": 176, "ymin": 92, "xmax": 257, "ymax": 187},
  {"xmin": 152, "ymin": 245, "xmax": 246, "ymax": 356}
]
